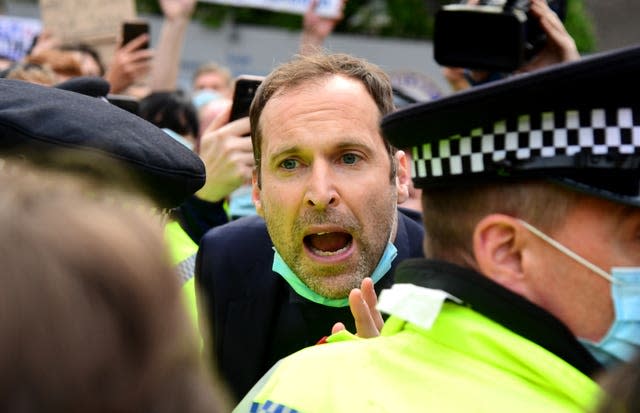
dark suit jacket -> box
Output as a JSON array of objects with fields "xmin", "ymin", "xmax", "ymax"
[{"xmin": 196, "ymin": 208, "xmax": 424, "ymax": 401}]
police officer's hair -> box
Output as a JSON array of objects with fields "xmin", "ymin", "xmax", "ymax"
[
  {"xmin": 250, "ymin": 52, "xmax": 397, "ymax": 188},
  {"xmin": 421, "ymin": 180, "xmax": 582, "ymax": 265},
  {"xmin": 0, "ymin": 163, "xmax": 230, "ymax": 413}
]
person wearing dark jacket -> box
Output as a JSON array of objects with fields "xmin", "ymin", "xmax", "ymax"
[{"xmin": 196, "ymin": 53, "xmax": 425, "ymax": 401}]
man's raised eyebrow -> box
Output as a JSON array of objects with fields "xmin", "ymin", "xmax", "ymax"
[{"xmin": 268, "ymin": 145, "xmax": 303, "ymax": 162}]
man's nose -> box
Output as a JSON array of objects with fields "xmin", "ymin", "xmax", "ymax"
[{"xmin": 303, "ymin": 161, "xmax": 339, "ymax": 210}]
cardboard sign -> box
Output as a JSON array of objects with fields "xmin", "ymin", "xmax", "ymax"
[
  {"xmin": 39, "ymin": 0, "xmax": 135, "ymax": 43},
  {"xmin": 198, "ymin": 0, "xmax": 342, "ymax": 18},
  {"xmin": 38, "ymin": 0, "xmax": 136, "ymax": 67}
]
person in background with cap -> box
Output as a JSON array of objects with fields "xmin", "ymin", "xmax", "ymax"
[
  {"xmin": 196, "ymin": 52, "xmax": 425, "ymax": 402},
  {"xmin": 234, "ymin": 44, "xmax": 640, "ymax": 412}
]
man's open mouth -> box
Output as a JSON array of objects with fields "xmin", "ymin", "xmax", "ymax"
[{"xmin": 304, "ymin": 232, "xmax": 353, "ymax": 256}]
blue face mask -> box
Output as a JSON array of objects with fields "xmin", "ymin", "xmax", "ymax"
[
  {"xmin": 191, "ymin": 89, "xmax": 223, "ymax": 109},
  {"xmin": 272, "ymin": 242, "xmax": 398, "ymax": 307},
  {"xmin": 228, "ymin": 185, "xmax": 256, "ymax": 218},
  {"xmin": 520, "ymin": 220, "xmax": 640, "ymax": 368}
]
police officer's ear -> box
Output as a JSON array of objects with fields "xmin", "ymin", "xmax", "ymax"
[
  {"xmin": 394, "ymin": 150, "xmax": 410, "ymax": 204},
  {"xmin": 472, "ymin": 214, "xmax": 532, "ymax": 298}
]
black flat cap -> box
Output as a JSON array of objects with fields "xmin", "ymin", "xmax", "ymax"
[
  {"xmin": 0, "ymin": 79, "xmax": 205, "ymax": 208},
  {"xmin": 383, "ymin": 44, "xmax": 640, "ymax": 207},
  {"xmin": 55, "ymin": 76, "xmax": 111, "ymax": 98}
]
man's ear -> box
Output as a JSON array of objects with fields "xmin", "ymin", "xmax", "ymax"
[
  {"xmin": 472, "ymin": 214, "xmax": 531, "ymax": 298},
  {"xmin": 252, "ymin": 169, "xmax": 263, "ymax": 217},
  {"xmin": 394, "ymin": 150, "xmax": 410, "ymax": 204}
]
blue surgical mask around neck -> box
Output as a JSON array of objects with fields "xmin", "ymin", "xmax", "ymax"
[
  {"xmin": 272, "ymin": 242, "xmax": 398, "ymax": 307},
  {"xmin": 520, "ymin": 220, "xmax": 640, "ymax": 368}
]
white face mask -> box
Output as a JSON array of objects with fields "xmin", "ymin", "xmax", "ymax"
[{"xmin": 520, "ymin": 220, "xmax": 640, "ymax": 368}]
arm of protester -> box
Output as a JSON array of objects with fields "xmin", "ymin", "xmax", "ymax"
[
  {"xmin": 517, "ymin": 0, "xmax": 580, "ymax": 73},
  {"xmin": 330, "ymin": 277, "xmax": 384, "ymax": 340},
  {"xmin": 28, "ymin": 29, "xmax": 61, "ymax": 57},
  {"xmin": 149, "ymin": 0, "xmax": 197, "ymax": 91},
  {"xmin": 195, "ymin": 104, "xmax": 255, "ymax": 203},
  {"xmin": 299, "ymin": 0, "xmax": 347, "ymax": 56},
  {"xmin": 104, "ymin": 34, "xmax": 153, "ymax": 94}
]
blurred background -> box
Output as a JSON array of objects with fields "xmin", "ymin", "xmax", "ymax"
[{"xmin": 1, "ymin": 0, "xmax": 638, "ymax": 97}]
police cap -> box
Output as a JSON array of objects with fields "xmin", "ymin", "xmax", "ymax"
[
  {"xmin": 382, "ymin": 45, "xmax": 640, "ymax": 207},
  {"xmin": 0, "ymin": 79, "xmax": 205, "ymax": 208}
]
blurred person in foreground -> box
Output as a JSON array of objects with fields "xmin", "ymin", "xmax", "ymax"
[
  {"xmin": 0, "ymin": 163, "xmax": 230, "ymax": 413},
  {"xmin": 237, "ymin": 44, "xmax": 640, "ymax": 412}
]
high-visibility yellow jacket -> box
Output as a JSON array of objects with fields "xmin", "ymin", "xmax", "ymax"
[
  {"xmin": 239, "ymin": 291, "xmax": 602, "ymax": 413},
  {"xmin": 164, "ymin": 220, "xmax": 199, "ymax": 328}
]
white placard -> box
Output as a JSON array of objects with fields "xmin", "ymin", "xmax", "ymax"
[
  {"xmin": 198, "ymin": 0, "xmax": 342, "ymax": 18},
  {"xmin": 0, "ymin": 16, "xmax": 42, "ymax": 61}
]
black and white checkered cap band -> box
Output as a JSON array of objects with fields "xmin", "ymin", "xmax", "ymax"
[{"xmin": 411, "ymin": 107, "xmax": 640, "ymax": 180}]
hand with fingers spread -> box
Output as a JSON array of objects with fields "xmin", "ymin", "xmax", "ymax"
[
  {"xmin": 517, "ymin": 0, "xmax": 580, "ymax": 73},
  {"xmin": 332, "ymin": 278, "xmax": 384, "ymax": 338},
  {"xmin": 195, "ymin": 103, "xmax": 255, "ymax": 203},
  {"xmin": 105, "ymin": 34, "xmax": 153, "ymax": 94}
]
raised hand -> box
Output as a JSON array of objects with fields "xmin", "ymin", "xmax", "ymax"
[
  {"xmin": 299, "ymin": 0, "xmax": 347, "ymax": 55},
  {"xmin": 195, "ymin": 103, "xmax": 255, "ymax": 203},
  {"xmin": 105, "ymin": 34, "xmax": 153, "ymax": 94},
  {"xmin": 518, "ymin": 0, "xmax": 580, "ymax": 73},
  {"xmin": 159, "ymin": 0, "xmax": 197, "ymax": 21},
  {"xmin": 331, "ymin": 277, "xmax": 384, "ymax": 338}
]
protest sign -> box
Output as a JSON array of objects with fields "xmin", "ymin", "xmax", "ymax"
[
  {"xmin": 198, "ymin": 0, "xmax": 342, "ymax": 18},
  {"xmin": 39, "ymin": 0, "xmax": 136, "ymax": 64},
  {"xmin": 0, "ymin": 16, "xmax": 41, "ymax": 61}
]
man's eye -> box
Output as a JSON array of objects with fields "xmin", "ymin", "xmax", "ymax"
[
  {"xmin": 280, "ymin": 159, "xmax": 298, "ymax": 170},
  {"xmin": 342, "ymin": 153, "xmax": 359, "ymax": 165}
]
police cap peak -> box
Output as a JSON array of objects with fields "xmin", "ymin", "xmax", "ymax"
[
  {"xmin": 382, "ymin": 44, "xmax": 640, "ymax": 207},
  {"xmin": 0, "ymin": 79, "xmax": 205, "ymax": 208}
]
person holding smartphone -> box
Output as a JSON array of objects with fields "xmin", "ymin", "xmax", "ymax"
[{"xmin": 104, "ymin": 21, "xmax": 154, "ymax": 96}]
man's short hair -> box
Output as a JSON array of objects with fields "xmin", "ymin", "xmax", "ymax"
[{"xmin": 421, "ymin": 180, "xmax": 581, "ymax": 264}]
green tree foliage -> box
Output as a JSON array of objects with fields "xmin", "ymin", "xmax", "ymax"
[{"xmin": 136, "ymin": 0, "xmax": 594, "ymax": 52}]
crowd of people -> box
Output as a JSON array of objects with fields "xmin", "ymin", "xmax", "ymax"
[{"xmin": 1, "ymin": 0, "xmax": 639, "ymax": 412}]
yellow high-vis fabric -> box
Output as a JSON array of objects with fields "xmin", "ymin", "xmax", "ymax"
[
  {"xmin": 164, "ymin": 220, "xmax": 198, "ymax": 327},
  {"xmin": 241, "ymin": 302, "xmax": 602, "ymax": 413}
]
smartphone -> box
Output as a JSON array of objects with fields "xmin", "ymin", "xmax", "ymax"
[
  {"xmin": 122, "ymin": 20, "xmax": 150, "ymax": 49},
  {"xmin": 229, "ymin": 75, "xmax": 264, "ymax": 122}
]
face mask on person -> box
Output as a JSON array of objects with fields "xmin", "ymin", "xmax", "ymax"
[
  {"xmin": 272, "ymin": 242, "xmax": 398, "ymax": 307},
  {"xmin": 228, "ymin": 185, "xmax": 256, "ymax": 219},
  {"xmin": 519, "ymin": 220, "xmax": 640, "ymax": 368}
]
